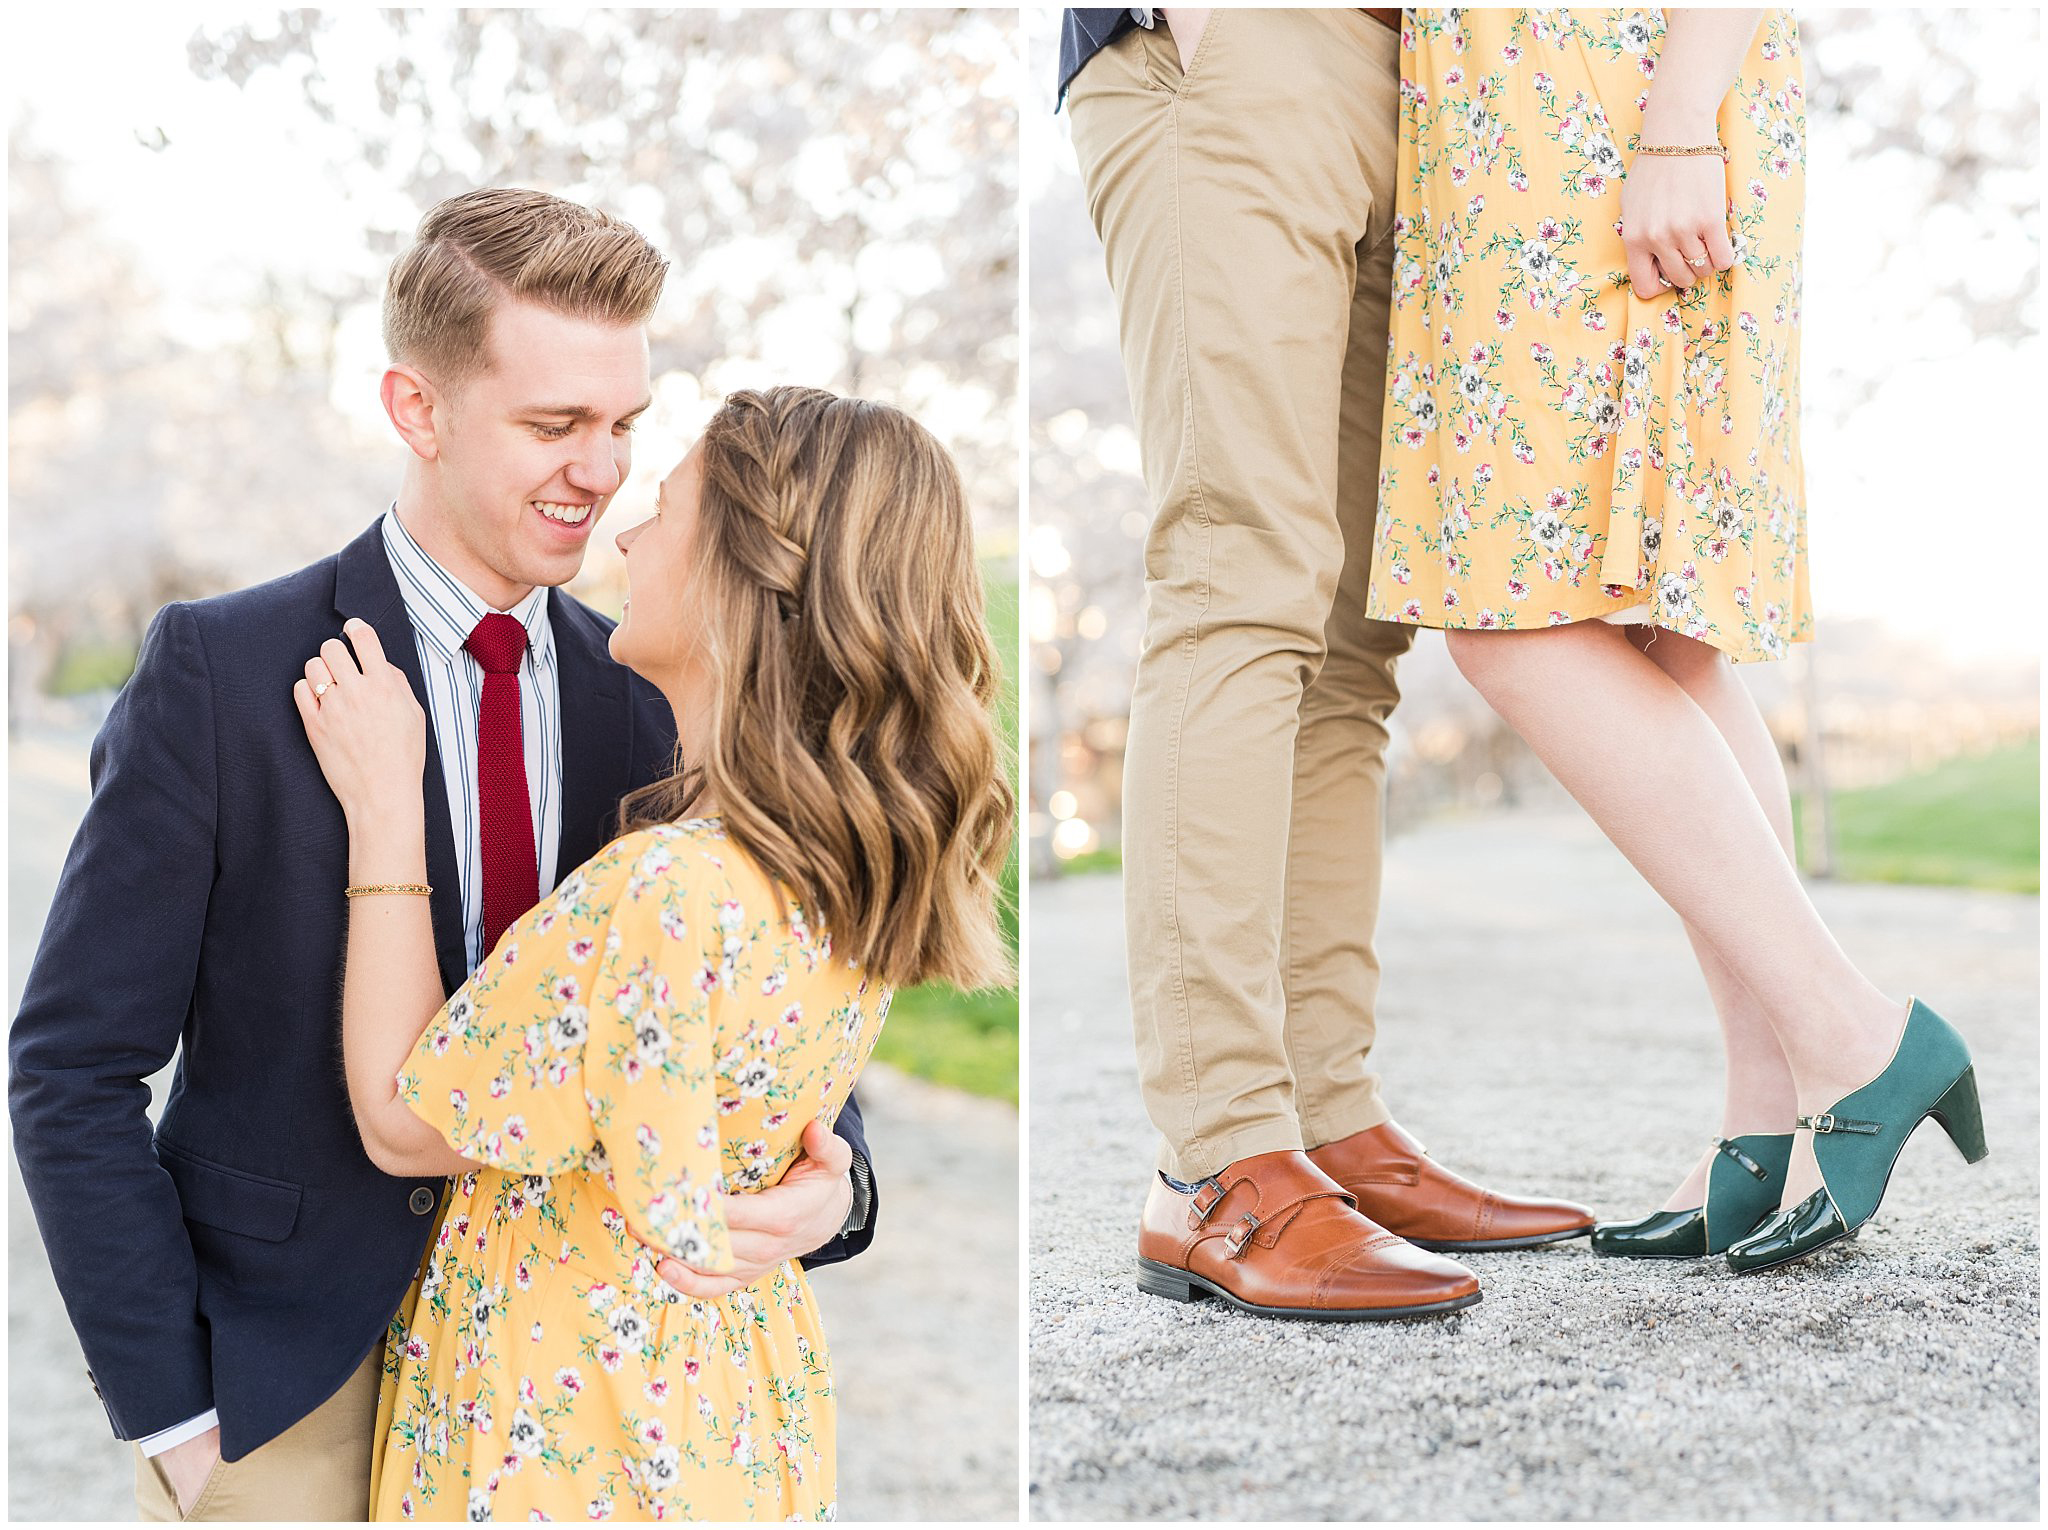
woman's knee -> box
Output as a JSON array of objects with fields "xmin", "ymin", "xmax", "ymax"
[{"xmin": 1450, "ymin": 619, "xmax": 1630, "ymax": 699}]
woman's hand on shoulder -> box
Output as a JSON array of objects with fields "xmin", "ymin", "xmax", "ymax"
[{"xmin": 293, "ymin": 617, "xmax": 428, "ymax": 829}]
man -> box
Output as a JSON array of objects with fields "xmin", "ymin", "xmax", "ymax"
[
  {"xmin": 11, "ymin": 187, "xmax": 878, "ymax": 1519},
  {"xmin": 1060, "ymin": 10, "xmax": 1592, "ymax": 1320}
]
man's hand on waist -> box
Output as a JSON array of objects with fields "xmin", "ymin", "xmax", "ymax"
[{"xmin": 656, "ymin": 1119, "xmax": 856, "ymax": 1299}]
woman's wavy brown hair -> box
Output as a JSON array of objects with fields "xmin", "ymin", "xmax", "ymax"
[{"xmin": 619, "ymin": 386, "xmax": 1014, "ymax": 992}]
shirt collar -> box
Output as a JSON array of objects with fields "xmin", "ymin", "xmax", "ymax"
[{"xmin": 380, "ymin": 507, "xmax": 553, "ymax": 667}]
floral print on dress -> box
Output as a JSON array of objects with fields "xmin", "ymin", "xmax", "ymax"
[
  {"xmin": 1369, "ymin": 8, "xmax": 1813, "ymax": 662},
  {"xmin": 367, "ymin": 820, "xmax": 888, "ymax": 1522}
]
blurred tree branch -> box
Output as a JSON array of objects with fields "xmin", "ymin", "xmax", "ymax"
[
  {"xmin": 10, "ymin": 9, "xmax": 1019, "ymax": 719},
  {"xmin": 186, "ymin": 8, "xmax": 1020, "ymax": 510},
  {"xmin": 1801, "ymin": 9, "xmax": 2039, "ymax": 408}
]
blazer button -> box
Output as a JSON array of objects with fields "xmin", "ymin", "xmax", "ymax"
[{"xmin": 409, "ymin": 1186, "xmax": 437, "ymax": 1215}]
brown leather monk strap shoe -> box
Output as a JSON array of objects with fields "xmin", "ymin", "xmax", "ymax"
[
  {"xmin": 1307, "ymin": 1120, "xmax": 1594, "ymax": 1252},
  {"xmin": 1135, "ymin": 1149, "xmax": 1481, "ymax": 1321}
]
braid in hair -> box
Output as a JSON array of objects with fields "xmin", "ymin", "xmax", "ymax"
[{"xmin": 619, "ymin": 386, "xmax": 1013, "ymax": 992}]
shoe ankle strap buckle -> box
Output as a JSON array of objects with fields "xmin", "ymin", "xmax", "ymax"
[
  {"xmin": 1712, "ymin": 1136, "xmax": 1769, "ymax": 1180},
  {"xmin": 1800, "ymin": 1112, "xmax": 1882, "ymax": 1136},
  {"xmin": 1222, "ymin": 1213, "xmax": 1262, "ymax": 1259}
]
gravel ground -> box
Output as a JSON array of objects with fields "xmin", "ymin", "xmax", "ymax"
[
  {"xmin": 1029, "ymin": 810, "xmax": 2040, "ymax": 1521},
  {"xmin": 823, "ymin": 1064, "xmax": 1019, "ymax": 1522},
  {"xmin": 8, "ymin": 729, "xmax": 1017, "ymax": 1522}
]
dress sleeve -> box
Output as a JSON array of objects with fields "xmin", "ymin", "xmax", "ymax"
[
  {"xmin": 582, "ymin": 837, "xmax": 732, "ymax": 1274},
  {"xmin": 396, "ymin": 856, "xmax": 621, "ymax": 1177},
  {"xmin": 396, "ymin": 831, "xmax": 733, "ymax": 1273}
]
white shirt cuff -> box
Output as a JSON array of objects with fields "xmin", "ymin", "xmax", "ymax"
[{"xmin": 136, "ymin": 1409, "xmax": 219, "ymax": 1457}]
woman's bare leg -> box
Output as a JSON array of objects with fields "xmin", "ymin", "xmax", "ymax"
[
  {"xmin": 1443, "ymin": 620, "xmax": 1903, "ymax": 1208},
  {"xmin": 1624, "ymin": 627, "xmax": 1799, "ymax": 1209}
]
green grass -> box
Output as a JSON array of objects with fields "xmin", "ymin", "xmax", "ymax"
[
  {"xmin": 1793, "ymin": 739, "xmax": 2039, "ymax": 894},
  {"xmin": 872, "ymin": 565, "xmax": 1020, "ymax": 1103},
  {"xmin": 1051, "ymin": 740, "xmax": 2040, "ymax": 898},
  {"xmin": 48, "ymin": 641, "xmax": 137, "ymax": 696},
  {"xmin": 872, "ymin": 981, "xmax": 1019, "ymax": 1103},
  {"xmin": 1058, "ymin": 844, "xmax": 1124, "ymax": 876}
]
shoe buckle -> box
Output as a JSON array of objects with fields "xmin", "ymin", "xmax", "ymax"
[
  {"xmin": 1222, "ymin": 1213, "xmax": 1262, "ymax": 1259},
  {"xmin": 1188, "ymin": 1177, "xmax": 1227, "ymax": 1224},
  {"xmin": 1798, "ymin": 1111, "xmax": 1881, "ymax": 1136}
]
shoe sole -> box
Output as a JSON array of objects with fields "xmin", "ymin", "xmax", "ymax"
[
  {"xmin": 1135, "ymin": 1258, "xmax": 1482, "ymax": 1322},
  {"xmin": 1405, "ymin": 1226, "xmax": 1593, "ymax": 1253},
  {"xmin": 1590, "ymin": 1228, "xmax": 1817, "ymax": 1261}
]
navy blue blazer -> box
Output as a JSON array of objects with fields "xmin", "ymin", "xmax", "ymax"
[
  {"xmin": 1059, "ymin": 8, "xmax": 1147, "ymax": 104},
  {"xmin": 10, "ymin": 518, "xmax": 876, "ymax": 1461}
]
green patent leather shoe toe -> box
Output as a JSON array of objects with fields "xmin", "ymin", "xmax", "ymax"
[
  {"xmin": 1592, "ymin": 1132, "xmax": 1793, "ymax": 1259},
  {"xmin": 1722, "ymin": 1187, "xmax": 1845, "ymax": 1272},
  {"xmin": 1726, "ymin": 998, "xmax": 1987, "ymax": 1275},
  {"xmin": 1590, "ymin": 1206, "xmax": 1707, "ymax": 1258}
]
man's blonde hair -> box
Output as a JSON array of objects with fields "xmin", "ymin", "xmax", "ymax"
[{"xmin": 382, "ymin": 187, "xmax": 669, "ymax": 386}]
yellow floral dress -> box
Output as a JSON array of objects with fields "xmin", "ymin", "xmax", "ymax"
[
  {"xmin": 1366, "ymin": 8, "xmax": 1813, "ymax": 661},
  {"xmin": 366, "ymin": 820, "xmax": 888, "ymax": 1522}
]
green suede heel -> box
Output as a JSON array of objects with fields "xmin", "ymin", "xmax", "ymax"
[
  {"xmin": 1725, "ymin": 998, "xmax": 1986, "ymax": 1274},
  {"xmin": 1590, "ymin": 1132, "xmax": 1793, "ymax": 1258}
]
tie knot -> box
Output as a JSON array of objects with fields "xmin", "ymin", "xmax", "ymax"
[{"xmin": 464, "ymin": 612, "xmax": 529, "ymax": 675}]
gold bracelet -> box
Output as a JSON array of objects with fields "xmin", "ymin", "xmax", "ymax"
[
  {"xmin": 345, "ymin": 883, "xmax": 433, "ymax": 898},
  {"xmin": 1636, "ymin": 142, "xmax": 1726, "ymax": 158}
]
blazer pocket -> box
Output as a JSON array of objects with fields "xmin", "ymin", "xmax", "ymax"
[{"xmin": 156, "ymin": 1139, "xmax": 303, "ymax": 1243}]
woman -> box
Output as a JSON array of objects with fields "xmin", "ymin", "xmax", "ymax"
[
  {"xmin": 295, "ymin": 387, "xmax": 1013, "ymax": 1518},
  {"xmin": 1364, "ymin": 10, "xmax": 1984, "ymax": 1268}
]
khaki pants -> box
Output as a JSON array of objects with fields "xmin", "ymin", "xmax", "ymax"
[
  {"xmin": 1068, "ymin": 10, "xmax": 1414, "ymax": 1180},
  {"xmin": 134, "ymin": 1349, "xmax": 379, "ymax": 1522}
]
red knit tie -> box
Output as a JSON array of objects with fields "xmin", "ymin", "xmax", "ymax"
[{"xmin": 463, "ymin": 613, "xmax": 537, "ymax": 956}]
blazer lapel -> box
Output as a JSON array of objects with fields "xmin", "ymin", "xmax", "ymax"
[
  {"xmin": 334, "ymin": 519, "xmax": 470, "ymax": 996},
  {"xmin": 548, "ymin": 590, "xmax": 634, "ymax": 878}
]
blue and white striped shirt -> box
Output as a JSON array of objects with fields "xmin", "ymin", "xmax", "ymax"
[{"xmin": 381, "ymin": 508, "xmax": 563, "ymax": 971}]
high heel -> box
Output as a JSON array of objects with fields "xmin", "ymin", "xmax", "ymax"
[
  {"xmin": 1726, "ymin": 998, "xmax": 1987, "ymax": 1274},
  {"xmin": 1927, "ymin": 1065, "xmax": 1989, "ymax": 1163},
  {"xmin": 1590, "ymin": 1133, "xmax": 1793, "ymax": 1258}
]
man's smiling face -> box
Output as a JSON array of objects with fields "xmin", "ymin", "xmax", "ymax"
[{"xmin": 422, "ymin": 298, "xmax": 652, "ymax": 607}]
